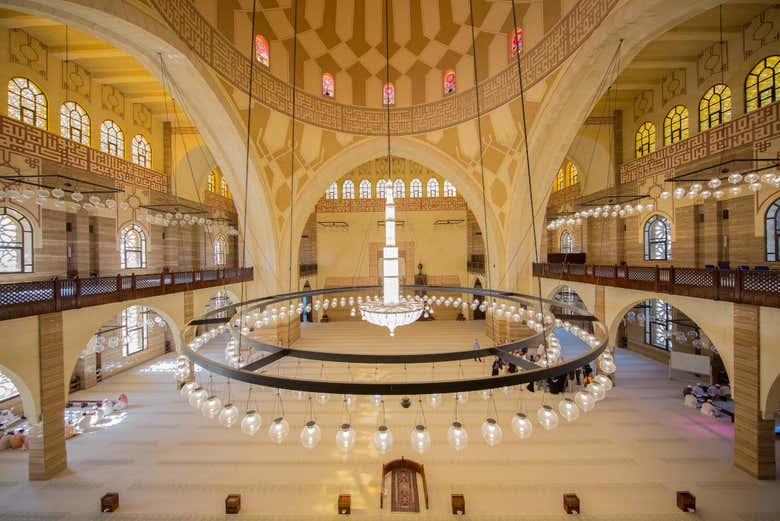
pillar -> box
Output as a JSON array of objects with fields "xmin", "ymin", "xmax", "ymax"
[
  {"xmin": 29, "ymin": 312, "xmax": 67, "ymax": 480},
  {"xmin": 698, "ymin": 200, "xmax": 721, "ymax": 267},
  {"xmin": 733, "ymin": 304, "xmax": 776, "ymax": 479},
  {"xmin": 594, "ymin": 286, "xmax": 606, "ymax": 324}
]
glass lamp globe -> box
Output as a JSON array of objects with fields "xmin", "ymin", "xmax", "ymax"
[
  {"xmin": 180, "ymin": 381, "xmax": 196, "ymax": 400},
  {"xmin": 300, "ymin": 420, "xmax": 322, "ymax": 449},
  {"xmin": 335, "ymin": 423, "xmax": 356, "ymax": 453},
  {"xmin": 240, "ymin": 410, "xmax": 262, "ymax": 436},
  {"xmin": 447, "ymin": 421, "xmax": 469, "ymax": 451},
  {"xmin": 536, "ymin": 405, "xmax": 560, "ymax": 431},
  {"xmin": 410, "ymin": 425, "xmax": 432, "ymax": 454},
  {"xmin": 372, "ymin": 425, "xmax": 394, "ymax": 454},
  {"xmin": 558, "ymin": 398, "xmax": 580, "ymax": 422},
  {"xmin": 370, "ymin": 394, "xmax": 383, "ymax": 408},
  {"xmin": 426, "ymin": 393, "xmax": 442, "ymax": 408},
  {"xmin": 587, "ymin": 381, "xmax": 606, "ymax": 401},
  {"xmin": 218, "ymin": 403, "xmax": 240, "ymax": 428},
  {"xmin": 511, "ymin": 412, "xmax": 533, "ymax": 439},
  {"xmin": 201, "ymin": 395, "xmax": 223, "ymax": 419},
  {"xmin": 481, "ymin": 418, "xmax": 503, "ymax": 446},
  {"xmin": 574, "ymin": 390, "xmax": 596, "ymax": 412},
  {"xmin": 455, "ymin": 391, "xmax": 469, "ymax": 404},
  {"xmin": 344, "ymin": 394, "xmax": 357, "ymax": 406},
  {"xmin": 593, "ymin": 374, "xmax": 613, "ymax": 391},
  {"xmin": 268, "ymin": 417, "xmax": 290, "ymax": 444},
  {"xmin": 599, "ymin": 357, "xmax": 617, "ymax": 374},
  {"xmin": 316, "ymin": 393, "xmax": 330, "ymax": 405},
  {"xmin": 480, "ymin": 389, "xmax": 491, "ymax": 400},
  {"xmin": 188, "ymin": 386, "xmax": 208, "ymax": 408}
]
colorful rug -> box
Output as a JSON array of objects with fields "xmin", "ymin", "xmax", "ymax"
[{"xmin": 390, "ymin": 467, "xmax": 419, "ymax": 512}]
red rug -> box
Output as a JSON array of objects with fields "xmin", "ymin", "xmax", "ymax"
[{"xmin": 391, "ymin": 467, "xmax": 419, "ymax": 512}]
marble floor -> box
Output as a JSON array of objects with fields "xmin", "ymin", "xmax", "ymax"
[{"xmin": 0, "ymin": 320, "xmax": 778, "ymax": 520}]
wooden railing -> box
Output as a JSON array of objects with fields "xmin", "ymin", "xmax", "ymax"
[
  {"xmin": 0, "ymin": 267, "xmax": 253, "ymax": 321},
  {"xmin": 533, "ymin": 263, "xmax": 780, "ymax": 308}
]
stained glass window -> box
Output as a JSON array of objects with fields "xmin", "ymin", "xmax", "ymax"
[
  {"xmin": 393, "ymin": 179, "xmax": 405, "ymax": 198},
  {"xmin": 208, "ymin": 171, "xmax": 217, "ymax": 193},
  {"xmin": 426, "ymin": 178, "xmax": 440, "ymax": 197},
  {"xmin": 220, "ymin": 177, "xmax": 231, "ymax": 199},
  {"xmin": 214, "ymin": 234, "xmax": 227, "ymax": 266},
  {"xmin": 0, "ymin": 370, "xmax": 19, "ymax": 403},
  {"xmin": 699, "ymin": 84, "xmax": 732, "ymax": 130},
  {"xmin": 322, "ymin": 72, "xmax": 335, "ymax": 97},
  {"xmin": 553, "ymin": 169, "xmax": 565, "ymax": 192},
  {"xmin": 120, "ymin": 223, "xmax": 147, "ymax": 269},
  {"xmin": 376, "ymin": 180, "xmax": 387, "ymax": 199},
  {"xmin": 765, "ymin": 198, "xmax": 780, "ymax": 261},
  {"xmin": 122, "ymin": 305, "xmax": 147, "ymax": 356},
  {"xmin": 635, "ymin": 122, "xmax": 656, "ymax": 158},
  {"xmin": 358, "ymin": 179, "xmax": 371, "ymax": 198},
  {"xmin": 409, "ymin": 178, "xmax": 422, "ymax": 198},
  {"xmin": 746, "ymin": 56, "xmax": 780, "ymax": 113},
  {"xmin": 560, "ymin": 230, "xmax": 573, "ymax": 254},
  {"xmin": 663, "ymin": 105, "xmax": 689, "ymax": 146},
  {"xmin": 325, "ymin": 182, "xmax": 338, "ymax": 199},
  {"xmin": 644, "ymin": 215, "xmax": 671, "ymax": 261},
  {"xmin": 443, "ymin": 69, "xmax": 456, "ymax": 95},
  {"xmin": 100, "ymin": 120, "xmax": 124, "ymax": 158},
  {"xmin": 8, "ymin": 77, "xmax": 47, "ymax": 129},
  {"xmin": 0, "ymin": 207, "xmax": 32, "ymax": 273},
  {"xmin": 60, "ymin": 101, "xmax": 89, "ymax": 144},
  {"xmin": 255, "ymin": 34, "xmax": 270, "ymax": 67},
  {"xmin": 342, "ymin": 179, "xmax": 355, "ymax": 199},
  {"xmin": 644, "ymin": 299, "xmax": 671, "ymax": 350},
  {"xmin": 131, "ymin": 134, "xmax": 151, "ymax": 168},
  {"xmin": 383, "ymin": 82, "xmax": 395, "ymax": 105},
  {"xmin": 553, "ymin": 161, "xmax": 579, "ymax": 192},
  {"xmin": 510, "ymin": 28, "xmax": 523, "ymax": 58},
  {"xmin": 444, "ymin": 180, "xmax": 457, "ymax": 197}
]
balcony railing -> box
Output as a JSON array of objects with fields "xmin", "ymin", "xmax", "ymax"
[
  {"xmin": 533, "ymin": 263, "xmax": 780, "ymax": 308},
  {"xmin": 0, "ymin": 267, "xmax": 253, "ymax": 321}
]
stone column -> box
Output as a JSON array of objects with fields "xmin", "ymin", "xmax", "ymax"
[
  {"xmin": 698, "ymin": 200, "xmax": 721, "ymax": 266},
  {"xmin": 29, "ymin": 313, "xmax": 67, "ymax": 480},
  {"xmin": 71, "ymin": 213, "xmax": 91, "ymax": 277},
  {"xmin": 733, "ymin": 304, "xmax": 776, "ymax": 479}
]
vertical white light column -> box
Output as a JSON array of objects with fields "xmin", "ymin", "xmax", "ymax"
[{"xmin": 382, "ymin": 180, "xmax": 400, "ymax": 305}]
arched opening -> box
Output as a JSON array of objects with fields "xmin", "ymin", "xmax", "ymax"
[{"xmin": 301, "ymin": 280, "xmax": 313, "ymax": 323}]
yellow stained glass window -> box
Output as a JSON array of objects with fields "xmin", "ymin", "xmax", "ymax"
[
  {"xmin": 663, "ymin": 105, "xmax": 689, "ymax": 146},
  {"xmin": 635, "ymin": 122, "xmax": 656, "ymax": 158},
  {"xmin": 699, "ymin": 84, "xmax": 731, "ymax": 131},
  {"xmin": 746, "ymin": 56, "xmax": 780, "ymax": 113}
]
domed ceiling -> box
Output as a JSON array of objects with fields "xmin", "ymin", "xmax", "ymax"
[{"xmin": 200, "ymin": 0, "xmax": 566, "ymax": 107}]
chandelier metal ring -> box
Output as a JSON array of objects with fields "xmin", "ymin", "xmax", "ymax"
[{"xmin": 180, "ymin": 285, "xmax": 609, "ymax": 395}]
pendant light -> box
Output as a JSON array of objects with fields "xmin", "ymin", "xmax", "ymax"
[
  {"xmin": 410, "ymin": 397, "xmax": 431, "ymax": 454},
  {"xmin": 480, "ymin": 392, "xmax": 503, "ymax": 446},
  {"xmin": 218, "ymin": 379, "xmax": 239, "ymax": 427},
  {"xmin": 300, "ymin": 395, "xmax": 321, "ymax": 449},
  {"xmin": 267, "ymin": 390, "xmax": 290, "ymax": 444},
  {"xmin": 372, "ymin": 397, "xmax": 394, "ymax": 454},
  {"xmin": 335, "ymin": 395, "xmax": 356, "ymax": 453},
  {"xmin": 240, "ymin": 386, "xmax": 262, "ymax": 436}
]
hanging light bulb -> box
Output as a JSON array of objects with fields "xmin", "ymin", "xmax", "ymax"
[
  {"xmin": 447, "ymin": 421, "xmax": 468, "ymax": 451},
  {"xmin": 593, "ymin": 374, "xmax": 613, "ymax": 391},
  {"xmin": 536, "ymin": 405, "xmax": 559, "ymax": 431},
  {"xmin": 180, "ymin": 381, "xmax": 196, "ymax": 400},
  {"xmin": 574, "ymin": 390, "xmax": 595, "ymax": 412},
  {"xmin": 599, "ymin": 356, "xmax": 616, "ymax": 375},
  {"xmin": 240, "ymin": 410, "xmax": 262, "ymax": 436},
  {"xmin": 372, "ymin": 424, "xmax": 394, "ymax": 454},
  {"xmin": 316, "ymin": 393, "xmax": 330, "ymax": 404},
  {"xmin": 481, "ymin": 418, "xmax": 503, "ymax": 446},
  {"xmin": 426, "ymin": 393, "xmax": 442, "ymax": 408},
  {"xmin": 480, "ymin": 389, "xmax": 491, "ymax": 400},
  {"xmin": 511, "ymin": 412, "xmax": 533, "ymax": 439},
  {"xmin": 410, "ymin": 425, "xmax": 431, "ymax": 454},
  {"xmin": 587, "ymin": 381, "xmax": 606, "ymax": 401},
  {"xmin": 300, "ymin": 420, "xmax": 321, "ymax": 449},
  {"xmin": 201, "ymin": 395, "xmax": 222, "ymax": 419},
  {"xmin": 335, "ymin": 423, "xmax": 356, "ymax": 453},
  {"xmin": 218, "ymin": 403, "xmax": 239, "ymax": 427},
  {"xmin": 558, "ymin": 398, "xmax": 580, "ymax": 422},
  {"xmin": 455, "ymin": 391, "xmax": 468, "ymax": 404},
  {"xmin": 268, "ymin": 417, "xmax": 290, "ymax": 444},
  {"xmin": 188, "ymin": 386, "xmax": 208, "ymax": 408}
]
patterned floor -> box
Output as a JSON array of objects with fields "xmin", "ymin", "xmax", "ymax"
[{"xmin": 0, "ymin": 321, "xmax": 778, "ymax": 520}]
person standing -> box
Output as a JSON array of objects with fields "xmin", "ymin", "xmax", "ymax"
[{"xmin": 472, "ymin": 338, "xmax": 482, "ymax": 362}]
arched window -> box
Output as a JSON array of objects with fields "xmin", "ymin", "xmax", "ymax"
[
  {"xmin": 100, "ymin": 120, "xmax": 124, "ymax": 158},
  {"xmin": 635, "ymin": 122, "xmax": 656, "ymax": 158},
  {"xmin": 644, "ymin": 299, "xmax": 671, "ymax": 350},
  {"xmin": 322, "ymin": 72, "xmax": 335, "ymax": 97},
  {"xmin": 358, "ymin": 179, "xmax": 371, "ymax": 199},
  {"xmin": 342, "ymin": 179, "xmax": 355, "ymax": 199},
  {"xmin": 131, "ymin": 134, "xmax": 151, "ymax": 168},
  {"xmin": 644, "ymin": 215, "xmax": 671, "ymax": 261},
  {"xmin": 565, "ymin": 162, "xmax": 579, "ymax": 186},
  {"xmin": 214, "ymin": 234, "xmax": 227, "ymax": 266},
  {"xmin": 509, "ymin": 28, "xmax": 523, "ymax": 58},
  {"xmin": 255, "ymin": 34, "xmax": 270, "ymax": 67},
  {"xmin": 60, "ymin": 101, "xmax": 90, "ymax": 144},
  {"xmin": 325, "ymin": 182, "xmax": 338, "ymax": 199},
  {"xmin": 699, "ymin": 84, "xmax": 732, "ymax": 130},
  {"xmin": 122, "ymin": 305, "xmax": 148, "ymax": 356},
  {"xmin": 0, "ymin": 369, "xmax": 20, "ymax": 402},
  {"xmin": 8, "ymin": 77, "xmax": 47, "ymax": 129},
  {"xmin": 663, "ymin": 105, "xmax": 689, "ymax": 146},
  {"xmin": 553, "ymin": 169, "xmax": 565, "ymax": 192},
  {"xmin": 746, "ymin": 55, "xmax": 780, "ymax": 113},
  {"xmin": 444, "ymin": 180, "xmax": 457, "ymax": 197},
  {"xmin": 383, "ymin": 82, "xmax": 395, "ymax": 105},
  {"xmin": 0, "ymin": 207, "xmax": 33, "ymax": 273},
  {"xmin": 220, "ymin": 177, "xmax": 231, "ymax": 199},
  {"xmin": 393, "ymin": 179, "xmax": 405, "ymax": 198},
  {"xmin": 443, "ymin": 69, "xmax": 456, "ymax": 95},
  {"xmin": 765, "ymin": 198, "xmax": 780, "ymax": 261},
  {"xmin": 208, "ymin": 171, "xmax": 217, "ymax": 193},
  {"xmin": 560, "ymin": 230, "xmax": 573, "ymax": 254},
  {"xmin": 376, "ymin": 180, "xmax": 387, "ymax": 199},
  {"xmin": 409, "ymin": 178, "xmax": 422, "ymax": 198},
  {"xmin": 119, "ymin": 223, "xmax": 147, "ymax": 269},
  {"xmin": 426, "ymin": 178, "xmax": 440, "ymax": 197}
]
